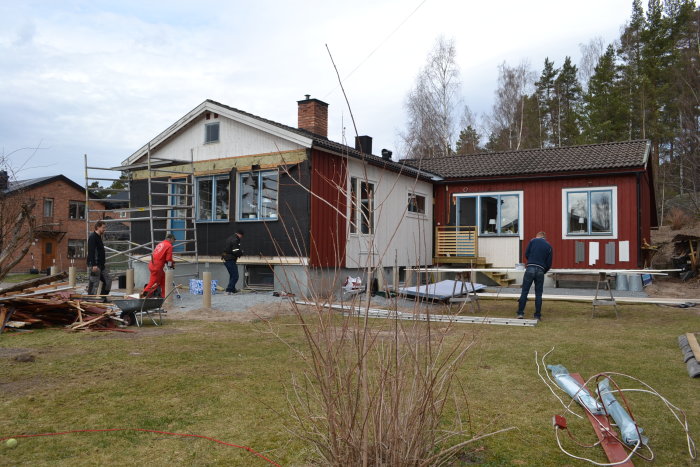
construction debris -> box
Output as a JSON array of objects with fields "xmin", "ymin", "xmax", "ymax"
[
  {"xmin": 671, "ymin": 234, "xmax": 700, "ymax": 281},
  {"xmin": 0, "ymin": 281, "xmax": 126, "ymax": 334}
]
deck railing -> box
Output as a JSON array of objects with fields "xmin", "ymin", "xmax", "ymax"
[{"xmin": 435, "ymin": 225, "xmax": 478, "ymax": 257}]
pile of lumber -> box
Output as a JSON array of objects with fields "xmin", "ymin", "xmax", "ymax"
[{"xmin": 0, "ymin": 273, "xmax": 124, "ymax": 333}]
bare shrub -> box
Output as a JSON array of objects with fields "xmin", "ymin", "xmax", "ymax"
[
  {"xmin": 665, "ymin": 207, "xmax": 692, "ymax": 230},
  {"xmin": 263, "ymin": 153, "xmax": 510, "ymax": 465}
]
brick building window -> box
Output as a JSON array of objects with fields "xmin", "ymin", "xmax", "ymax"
[
  {"xmin": 68, "ymin": 239, "xmax": 86, "ymax": 258},
  {"xmin": 43, "ymin": 198, "xmax": 54, "ymax": 217},
  {"xmin": 69, "ymin": 201, "xmax": 86, "ymax": 219}
]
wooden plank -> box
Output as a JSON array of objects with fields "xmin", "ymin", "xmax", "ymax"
[
  {"xmin": 0, "ymin": 272, "xmax": 69, "ymax": 295},
  {"xmin": 571, "ymin": 373, "xmax": 634, "ymax": 466},
  {"xmin": 293, "ymin": 300, "xmax": 538, "ymax": 327},
  {"xmin": 475, "ymin": 292, "xmax": 700, "ymax": 306},
  {"xmin": 0, "ymin": 286, "xmax": 76, "ymax": 302},
  {"xmin": 686, "ymin": 333, "xmax": 700, "ymax": 361}
]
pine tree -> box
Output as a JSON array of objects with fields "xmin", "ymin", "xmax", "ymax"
[
  {"xmin": 535, "ymin": 58, "xmax": 559, "ymax": 147},
  {"xmin": 582, "ymin": 45, "xmax": 630, "ymax": 142},
  {"xmin": 554, "ymin": 56, "xmax": 583, "ymax": 146},
  {"xmin": 455, "ymin": 126, "xmax": 482, "ymax": 154},
  {"xmin": 618, "ymin": 0, "xmax": 646, "ymax": 140}
]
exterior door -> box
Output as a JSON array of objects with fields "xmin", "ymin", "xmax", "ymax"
[
  {"xmin": 40, "ymin": 238, "xmax": 56, "ymax": 271},
  {"xmin": 170, "ymin": 178, "xmax": 187, "ymax": 252}
]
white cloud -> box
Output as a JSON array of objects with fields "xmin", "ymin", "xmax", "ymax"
[{"xmin": 0, "ymin": 0, "xmax": 633, "ymax": 183}]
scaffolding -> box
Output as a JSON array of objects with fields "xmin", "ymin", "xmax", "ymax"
[{"xmin": 84, "ymin": 147, "xmax": 200, "ymax": 283}]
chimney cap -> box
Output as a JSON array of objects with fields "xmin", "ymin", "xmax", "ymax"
[{"xmin": 297, "ymin": 96, "xmax": 328, "ymax": 106}]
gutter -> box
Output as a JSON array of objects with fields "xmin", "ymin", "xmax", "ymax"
[{"xmin": 434, "ymin": 167, "xmax": 646, "ymax": 184}]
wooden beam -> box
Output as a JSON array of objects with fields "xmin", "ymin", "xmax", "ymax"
[
  {"xmin": 686, "ymin": 333, "xmax": 700, "ymax": 361},
  {"xmin": 0, "ymin": 272, "xmax": 69, "ymax": 295}
]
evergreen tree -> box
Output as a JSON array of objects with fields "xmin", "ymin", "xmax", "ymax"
[
  {"xmin": 554, "ymin": 56, "xmax": 583, "ymax": 146},
  {"xmin": 582, "ymin": 45, "xmax": 630, "ymax": 142},
  {"xmin": 455, "ymin": 126, "xmax": 483, "ymax": 154},
  {"xmin": 534, "ymin": 58, "xmax": 558, "ymax": 147},
  {"xmin": 618, "ymin": 0, "xmax": 646, "ymax": 140}
]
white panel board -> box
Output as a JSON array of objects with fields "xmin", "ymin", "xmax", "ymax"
[
  {"xmin": 619, "ymin": 241, "xmax": 630, "ymax": 262},
  {"xmin": 589, "ymin": 242, "xmax": 599, "ymax": 265}
]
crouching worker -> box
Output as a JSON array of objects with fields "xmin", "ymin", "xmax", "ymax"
[{"xmin": 143, "ymin": 233, "xmax": 175, "ymax": 298}]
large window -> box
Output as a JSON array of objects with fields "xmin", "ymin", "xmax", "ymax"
[
  {"xmin": 407, "ymin": 192, "xmax": 426, "ymax": 214},
  {"xmin": 456, "ymin": 193, "xmax": 520, "ymax": 236},
  {"xmin": 67, "ymin": 239, "xmax": 86, "ymax": 258},
  {"xmin": 565, "ymin": 188, "xmax": 615, "ymax": 236},
  {"xmin": 349, "ymin": 177, "xmax": 374, "ymax": 234},
  {"xmin": 68, "ymin": 200, "xmax": 86, "ymax": 220},
  {"xmin": 204, "ymin": 122, "xmax": 219, "ymax": 143},
  {"xmin": 196, "ymin": 175, "xmax": 230, "ymax": 222},
  {"xmin": 238, "ymin": 170, "xmax": 278, "ymax": 221}
]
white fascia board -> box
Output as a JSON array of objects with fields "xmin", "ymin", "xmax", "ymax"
[{"xmin": 121, "ymin": 101, "xmax": 313, "ymax": 167}]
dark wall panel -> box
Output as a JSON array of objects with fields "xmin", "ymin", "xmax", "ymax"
[{"xmin": 197, "ymin": 162, "xmax": 311, "ymax": 258}]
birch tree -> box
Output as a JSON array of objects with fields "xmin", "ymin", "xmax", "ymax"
[{"xmin": 401, "ymin": 36, "xmax": 461, "ymax": 159}]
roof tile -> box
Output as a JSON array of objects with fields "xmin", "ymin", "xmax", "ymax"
[{"xmin": 400, "ymin": 140, "xmax": 650, "ymax": 179}]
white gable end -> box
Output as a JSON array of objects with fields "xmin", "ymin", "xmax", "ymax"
[
  {"xmin": 147, "ymin": 114, "xmax": 307, "ymax": 163},
  {"xmin": 122, "ymin": 101, "xmax": 312, "ymax": 166}
]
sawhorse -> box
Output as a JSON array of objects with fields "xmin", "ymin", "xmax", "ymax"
[
  {"xmin": 592, "ymin": 272, "xmax": 618, "ymax": 318},
  {"xmin": 449, "ymin": 271, "xmax": 481, "ymax": 314}
]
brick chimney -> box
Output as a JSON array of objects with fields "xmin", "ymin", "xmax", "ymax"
[{"xmin": 297, "ymin": 95, "xmax": 328, "ymax": 137}]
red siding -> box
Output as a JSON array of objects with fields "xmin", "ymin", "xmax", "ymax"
[
  {"xmin": 434, "ymin": 171, "xmax": 651, "ymax": 269},
  {"xmin": 309, "ymin": 149, "xmax": 347, "ymax": 267}
]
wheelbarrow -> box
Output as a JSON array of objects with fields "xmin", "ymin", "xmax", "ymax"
[{"xmin": 112, "ymin": 297, "xmax": 165, "ymax": 327}]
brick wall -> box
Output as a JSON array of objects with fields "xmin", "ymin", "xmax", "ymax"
[{"xmin": 5, "ymin": 179, "xmax": 104, "ymax": 273}]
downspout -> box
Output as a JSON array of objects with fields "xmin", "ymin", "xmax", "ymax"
[{"xmin": 636, "ymin": 172, "xmax": 642, "ymax": 268}]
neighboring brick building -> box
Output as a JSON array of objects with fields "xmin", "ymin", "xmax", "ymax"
[{"xmin": 0, "ymin": 173, "xmax": 105, "ymax": 273}]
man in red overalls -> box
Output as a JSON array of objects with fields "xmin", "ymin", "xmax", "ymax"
[{"xmin": 143, "ymin": 233, "xmax": 175, "ymax": 298}]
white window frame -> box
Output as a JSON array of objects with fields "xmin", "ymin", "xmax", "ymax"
[
  {"xmin": 195, "ymin": 175, "xmax": 230, "ymax": 223},
  {"xmin": 407, "ymin": 191, "xmax": 427, "ymax": 217},
  {"xmin": 561, "ymin": 186, "xmax": 618, "ymax": 239},
  {"xmin": 204, "ymin": 122, "xmax": 220, "ymax": 144},
  {"xmin": 43, "ymin": 198, "xmax": 54, "ymax": 217},
  {"xmin": 453, "ymin": 190, "xmax": 524, "ymax": 239},
  {"xmin": 348, "ymin": 176, "xmax": 375, "ymax": 235},
  {"xmin": 237, "ymin": 169, "xmax": 279, "ymax": 222}
]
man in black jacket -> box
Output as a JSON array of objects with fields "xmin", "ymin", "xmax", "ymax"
[
  {"xmin": 222, "ymin": 230, "xmax": 244, "ymax": 294},
  {"xmin": 516, "ymin": 231, "xmax": 553, "ymax": 321},
  {"xmin": 87, "ymin": 220, "xmax": 111, "ymax": 299}
]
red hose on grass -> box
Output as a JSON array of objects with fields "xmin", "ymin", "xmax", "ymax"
[{"xmin": 1, "ymin": 428, "xmax": 281, "ymax": 466}]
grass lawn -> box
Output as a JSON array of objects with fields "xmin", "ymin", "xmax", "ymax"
[
  {"xmin": 2, "ymin": 273, "xmax": 44, "ymax": 284},
  {"xmin": 1, "ymin": 299, "xmax": 698, "ymax": 466}
]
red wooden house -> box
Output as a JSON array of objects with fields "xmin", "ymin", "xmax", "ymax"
[{"xmin": 401, "ymin": 140, "xmax": 657, "ymax": 272}]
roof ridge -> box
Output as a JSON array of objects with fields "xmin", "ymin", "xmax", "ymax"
[{"xmin": 403, "ymin": 139, "xmax": 650, "ymax": 161}]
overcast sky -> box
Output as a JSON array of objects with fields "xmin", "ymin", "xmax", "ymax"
[{"xmin": 0, "ymin": 0, "xmax": 634, "ymax": 185}]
